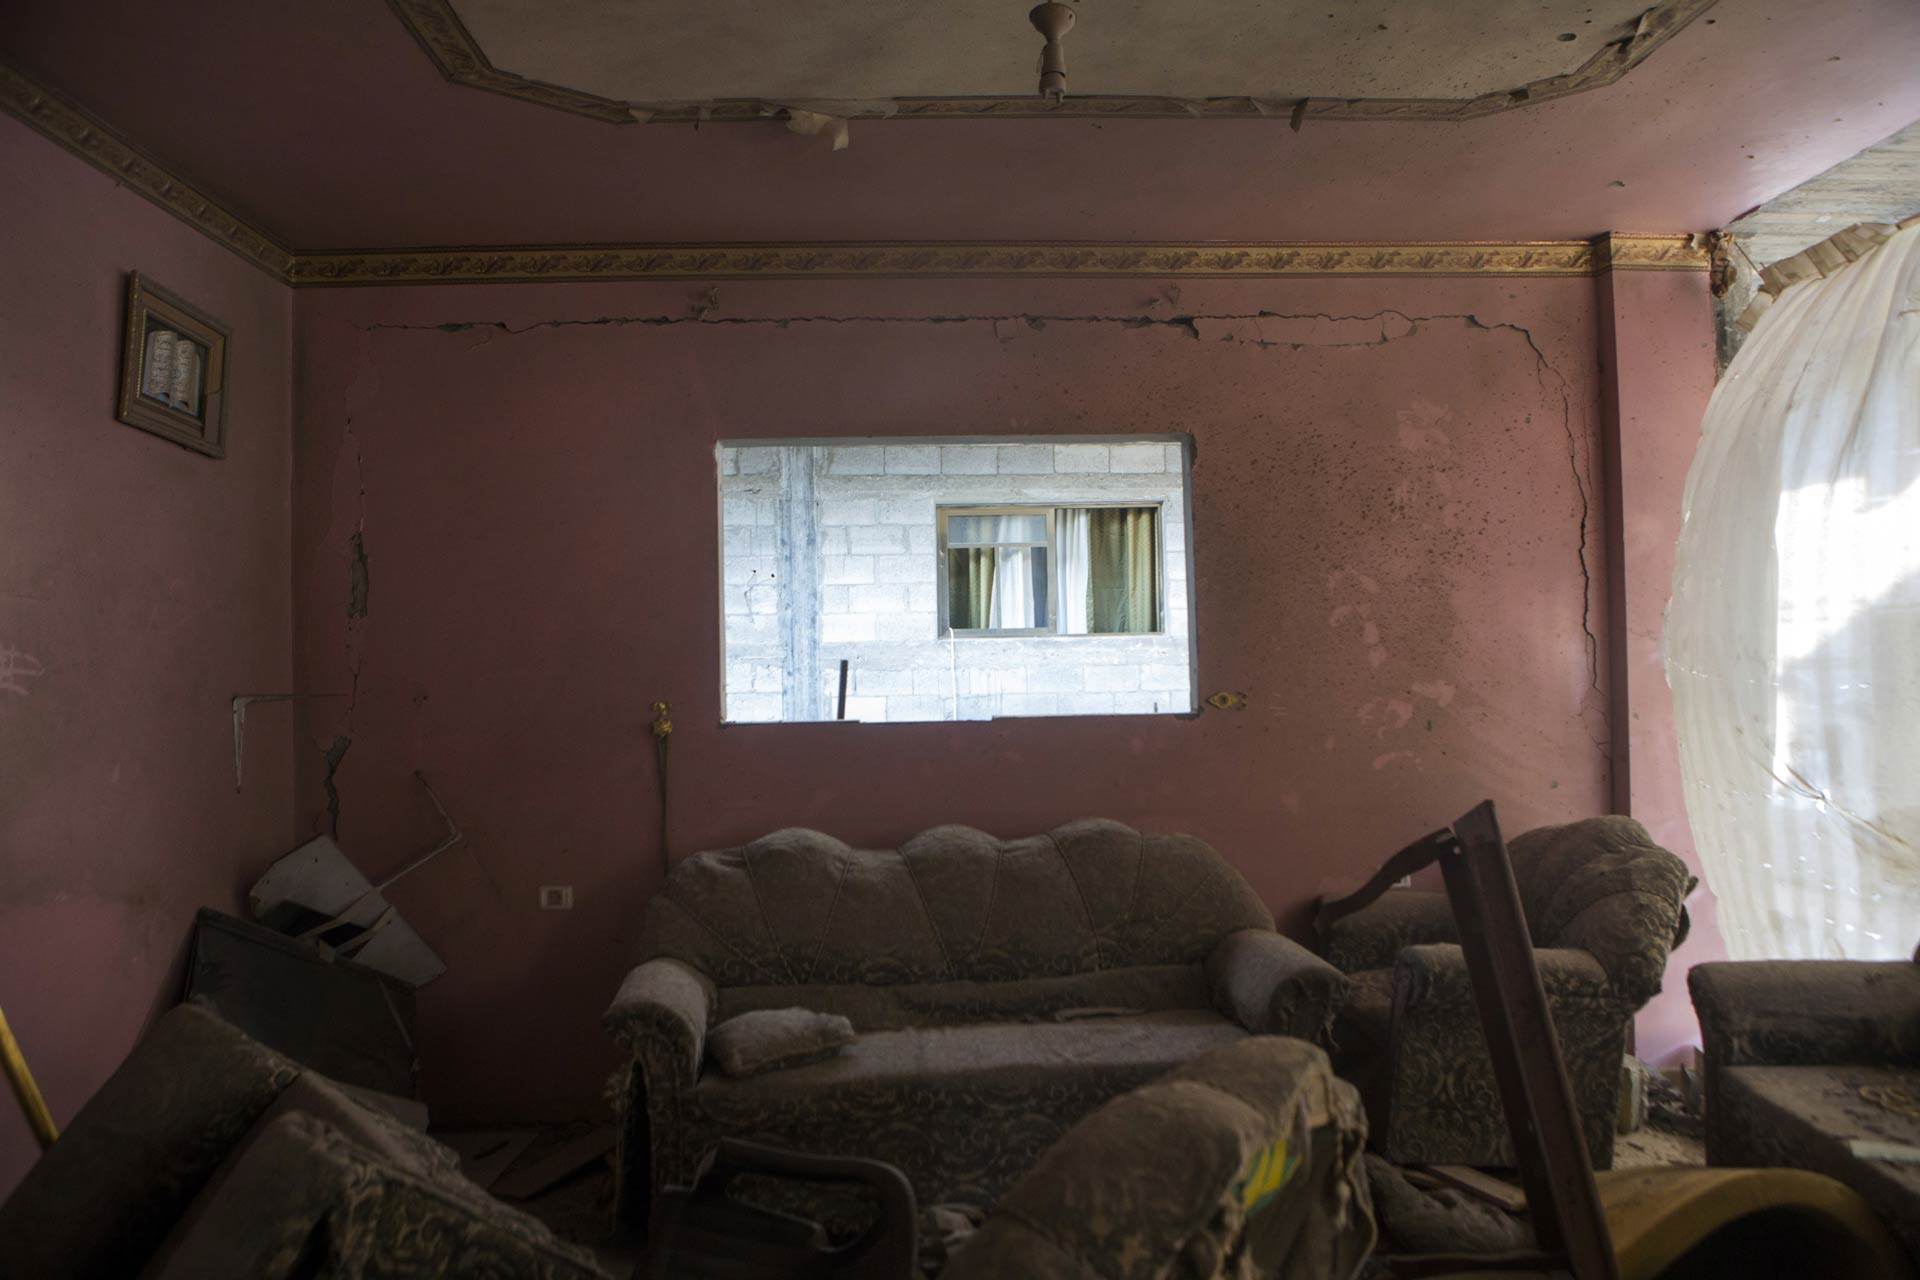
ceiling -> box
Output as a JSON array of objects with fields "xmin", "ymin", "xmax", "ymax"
[
  {"xmin": 1, "ymin": 0, "xmax": 1917, "ymax": 250},
  {"xmin": 447, "ymin": 0, "xmax": 1657, "ymax": 107},
  {"xmin": 1728, "ymin": 120, "xmax": 1920, "ymax": 266}
]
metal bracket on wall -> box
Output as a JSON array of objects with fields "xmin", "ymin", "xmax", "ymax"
[
  {"xmin": 1207, "ymin": 691, "xmax": 1249, "ymax": 711},
  {"xmin": 232, "ymin": 693, "xmax": 348, "ymax": 791}
]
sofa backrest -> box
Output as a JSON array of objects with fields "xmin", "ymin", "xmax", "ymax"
[
  {"xmin": 1509, "ymin": 815, "xmax": 1693, "ymax": 1004},
  {"xmin": 636, "ymin": 819, "xmax": 1274, "ymax": 989}
]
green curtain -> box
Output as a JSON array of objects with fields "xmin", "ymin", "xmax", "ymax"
[
  {"xmin": 1089, "ymin": 507, "xmax": 1159, "ymax": 633},
  {"xmin": 949, "ymin": 548, "xmax": 997, "ymax": 630}
]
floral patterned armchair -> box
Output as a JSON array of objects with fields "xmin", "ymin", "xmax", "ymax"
[{"xmin": 1319, "ymin": 815, "xmax": 1693, "ymax": 1169}]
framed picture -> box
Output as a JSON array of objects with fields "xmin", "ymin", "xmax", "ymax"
[{"xmin": 117, "ymin": 271, "xmax": 229, "ymax": 457}]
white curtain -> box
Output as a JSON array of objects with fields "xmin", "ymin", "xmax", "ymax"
[
  {"xmin": 1665, "ymin": 221, "xmax": 1920, "ymax": 961},
  {"xmin": 988, "ymin": 548, "xmax": 1035, "ymax": 630},
  {"xmin": 1056, "ymin": 508, "xmax": 1092, "ymax": 635}
]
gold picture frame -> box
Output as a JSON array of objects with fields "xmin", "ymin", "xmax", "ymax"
[{"xmin": 116, "ymin": 271, "xmax": 229, "ymax": 457}]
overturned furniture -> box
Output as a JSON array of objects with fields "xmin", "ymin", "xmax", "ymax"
[
  {"xmin": 1317, "ymin": 814, "xmax": 1693, "ymax": 1168},
  {"xmin": 1358, "ymin": 801, "xmax": 1911, "ymax": 1280},
  {"xmin": 650, "ymin": 1037, "xmax": 1376, "ymax": 1280},
  {"xmin": 0, "ymin": 1003, "xmax": 609, "ymax": 1280},
  {"xmin": 943, "ymin": 1035, "xmax": 1375, "ymax": 1280},
  {"xmin": 1690, "ymin": 957, "xmax": 1920, "ymax": 1261},
  {"xmin": 605, "ymin": 819, "xmax": 1351, "ymax": 1230}
]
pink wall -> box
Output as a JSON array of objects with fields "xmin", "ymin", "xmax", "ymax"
[
  {"xmin": 0, "ymin": 116, "xmax": 294, "ymax": 1197},
  {"xmin": 290, "ymin": 275, "xmax": 1631, "ymax": 1122}
]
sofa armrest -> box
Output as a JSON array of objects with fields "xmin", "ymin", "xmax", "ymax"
[
  {"xmin": 1689, "ymin": 960, "xmax": 1920, "ymax": 1069},
  {"xmin": 603, "ymin": 958, "xmax": 716, "ymax": 1086},
  {"xmin": 1321, "ymin": 892, "xmax": 1459, "ymax": 974},
  {"xmin": 1396, "ymin": 944, "xmax": 1616, "ymax": 1014},
  {"xmin": 1206, "ymin": 929, "xmax": 1351, "ymax": 1041}
]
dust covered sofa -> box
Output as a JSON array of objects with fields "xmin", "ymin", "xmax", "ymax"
[
  {"xmin": 1322, "ymin": 815, "xmax": 1693, "ymax": 1169},
  {"xmin": 0, "ymin": 1002, "xmax": 608, "ymax": 1280},
  {"xmin": 603, "ymin": 819, "xmax": 1351, "ymax": 1229}
]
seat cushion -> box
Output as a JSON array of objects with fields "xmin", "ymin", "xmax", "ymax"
[
  {"xmin": 0, "ymin": 1003, "xmax": 301, "ymax": 1280},
  {"xmin": 683, "ymin": 1011, "xmax": 1248, "ymax": 1210},
  {"xmin": 141, "ymin": 1112, "xmax": 608, "ymax": 1280},
  {"xmin": 1709, "ymin": 1063, "xmax": 1920, "ymax": 1259}
]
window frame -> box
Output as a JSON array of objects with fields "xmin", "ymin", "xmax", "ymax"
[{"xmin": 935, "ymin": 501, "xmax": 1167, "ymax": 639}]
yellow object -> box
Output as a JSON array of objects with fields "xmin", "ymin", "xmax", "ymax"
[
  {"xmin": 651, "ymin": 700, "xmax": 673, "ymax": 739},
  {"xmin": 0, "ymin": 1004, "xmax": 58, "ymax": 1151},
  {"xmin": 1415, "ymin": 1167, "xmax": 1914, "ymax": 1280},
  {"xmin": 1596, "ymin": 1166, "xmax": 1914, "ymax": 1280}
]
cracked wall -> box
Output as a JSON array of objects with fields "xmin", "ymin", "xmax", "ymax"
[{"xmin": 290, "ymin": 273, "xmax": 1624, "ymax": 1124}]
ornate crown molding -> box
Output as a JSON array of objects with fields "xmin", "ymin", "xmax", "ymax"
[
  {"xmin": 389, "ymin": 0, "xmax": 1716, "ymax": 127},
  {"xmin": 292, "ymin": 241, "xmax": 1580, "ymax": 285},
  {"xmin": 2, "ymin": 59, "xmax": 1708, "ymax": 287},
  {"xmin": 0, "ymin": 61, "xmax": 294, "ymax": 280},
  {"xmin": 1592, "ymin": 232, "xmax": 1716, "ymax": 272},
  {"xmin": 291, "ymin": 238, "xmax": 1706, "ymax": 286}
]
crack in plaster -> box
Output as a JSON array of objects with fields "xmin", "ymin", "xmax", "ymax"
[
  {"xmin": 321, "ymin": 335, "xmax": 374, "ymax": 838},
  {"xmin": 353, "ymin": 302, "xmax": 1601, "ymax": 725}
]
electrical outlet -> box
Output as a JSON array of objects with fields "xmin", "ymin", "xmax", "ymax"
[{"xmin": 539, "ymin": 885, "xmax": 573, "ymax": 910}]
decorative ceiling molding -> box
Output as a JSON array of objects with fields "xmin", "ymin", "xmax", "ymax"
[
  {"xmin": 0, "ymin": 61, "xmax": 294, "ymax": 280},
  {"xmin": 1, "ymin": 58, "xmax": 1708, "ymax": 288},
  {"xmin": 388, "ymin": 0, "xmax": 1716, "ymax": 127},
  {"xmin": 1593, "ymin": 232, "xmax": 1715, "ymax": 272},
  {"xmin": 291, "ymin": 238, "xmax": 1696, "ymax": 286}
]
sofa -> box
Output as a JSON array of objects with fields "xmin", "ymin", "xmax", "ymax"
[
  {"xmin": 943, "ymin": 1036, "xmax": 1376, "ymax": 1280},
  {"xmin": 1321, "ymin": 815, "xmax": 1693, "ymax": 1168},
  {"xmin": 1690, "ymin": 958, "xmax": 1920, "ymax": 1260},
  {"xmin": 0, "ymin": 1002, "xmax": 608, "ymax": 1280},
  {"xmin": 604, "ymin": 819, "xmax": 1352, "ymax": 1230}
]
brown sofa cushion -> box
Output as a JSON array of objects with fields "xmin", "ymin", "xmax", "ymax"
[
  {"xmin": 709, "ymin": 1009, "xmax": 855, "ymax": 1077},
  {"xmin": 680, "ymin": 1011, "xmax": 1249, "ymax": 1211},
  {"xmin": 637, "ymin": 819, "xmax": 1274, "ymax": 988},
  {"xmin": 0, "ymin": 1002, "xmax": 300, "ymax": 1280},
  {"xmin": 713, "ymin": 964, "xmax": 1213, "ymax": 1031},
  {"xmin": 144, "ymin": 1074, "xmax": 463, "ymax": 1278},
  {"xmin": 943, "ymin": 1037, "xmax": 1376, "ymax": 1280},
  {"xmin": 140, "ymin": 1111, "xmax": 607, "ymax": 1279}
]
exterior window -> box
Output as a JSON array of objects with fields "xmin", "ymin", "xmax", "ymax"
[
  {"xmin": 942, "ymin": 508, "xmax": 1054, "ymax": 634},
  {"xmin": 939, "ymin": 504, "xmax": 1161, "ymax": 637},
  {"xmin": 718, "ymin": 437, "xmax": 1193, "ymax": 724}
]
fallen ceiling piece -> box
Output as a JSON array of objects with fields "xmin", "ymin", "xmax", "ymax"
[{"xmin": 248, "ymin": 772, "xmax": 464, "ymax": 987}]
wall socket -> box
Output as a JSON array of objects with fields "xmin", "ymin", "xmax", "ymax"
[{"xmin": 539, "ymin": 885, "xmax": 574, "ymax": 910}]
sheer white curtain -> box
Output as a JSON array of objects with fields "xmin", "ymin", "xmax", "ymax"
[
  {"xmin": 1056, "ymin": 508, "xmax": 1092, "ymax": 635},
  {"xmin": 987, "ymin": 547, "xmax": 1035, "ymax": 630},
  {"xmin": 1665, "ymin": 221, "xmax": 1920, "ymax": 961}
]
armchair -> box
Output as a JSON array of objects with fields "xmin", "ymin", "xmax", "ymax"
[
  {"xmin": 1319, "ymin": 815, "xmax": 1693, "ymax": 1168},
  {"xmin": 1690, "ymin": 958, "xmax": 1920, "ymax": 1259}
]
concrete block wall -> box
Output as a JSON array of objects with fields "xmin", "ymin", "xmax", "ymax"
[{"xmin": 721, "ymin": 440, "xmax": 1193, "ymax": 722}]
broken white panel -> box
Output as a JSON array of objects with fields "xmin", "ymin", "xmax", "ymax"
[{"xmin": 250, "ymin": 836, "xmax": 447, "ymax": 987}]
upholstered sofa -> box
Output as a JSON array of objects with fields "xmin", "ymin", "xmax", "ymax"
[
  {"xmin": 604, "ymin": 819, "xmax": 1352, "ymax": 1229},
  {"xmin": 943, "ymin": 1036, "xmax": 1376, "ymax": 1280},
  {"xmin": 1322, "ymin": 815, "xmax": 1693, "ymax": 1169},
  {"xmin": 1690, "ymin": 958, "xmax": 1920, "ymax": 1260},
  {"xmin": 0, "ymin": 1002, "xmax": 608, "ymax": 1280}
]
